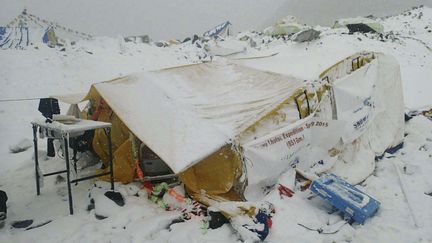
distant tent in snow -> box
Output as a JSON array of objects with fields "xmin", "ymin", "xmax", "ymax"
[
  {"xmin": 263, "ymin": 15, "xmax": 303, "ymax": 36},
  {"xmin": 346, "ymin": 23, "xmax": 379, "ymax": 34},
  {"xmin": 333, "ymin": 17, "xmax": 384, "ymax": 34},
  {"xmin": 203, "ymin": 21, "xmax": 232, "ymax": 38},
  {"xmin": 0, "ymin": 27, "xmax": 29, "ymax": 49},
  {"xmin": 0, "ymin": 26, "xmax": 59, "ymax": 49},
  {"xmin": 42, "ymin": 27, "xmax": 58, "ymax": 47},
  {"xmin": 5, "ymin": 9, "xmax": 93, "ymax": 47},
  {"xmin": 292, "ymin": 29, "xmax": 321, "ymax": 42}
]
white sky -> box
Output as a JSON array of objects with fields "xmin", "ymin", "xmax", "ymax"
[{"xmin": 0, "ymin": 0, "xmax": 431, "ymax": 40}]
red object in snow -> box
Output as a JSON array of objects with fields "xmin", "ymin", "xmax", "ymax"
[
  {"xmin": 278, "ymin": 184, "xmax": 294, "ymax": 198},
  {"xmin": 267, "ymin": 218, "xmax": 273, "ymax": 228}
]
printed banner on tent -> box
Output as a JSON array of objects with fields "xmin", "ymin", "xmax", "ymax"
[
  {"xmin": 333, "ymin": 60, "xmax": 381, "ymax": 142},
  {"xmin": 242, "ymin": 116, "xmax": 344, "ymax": 186}
]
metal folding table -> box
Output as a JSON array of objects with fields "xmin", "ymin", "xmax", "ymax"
[{"xmin": 31, "ymin": 119, "xmax": 114, "ymax": 215}]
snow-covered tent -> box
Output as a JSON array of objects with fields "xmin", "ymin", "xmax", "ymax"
[
  {"xmin": 263, "ymin": 16, "xmax": 304, "ymax": 36},
  {"xmin": 0, "ymin": 26, "xmax": 59, "ymax": 49},
  {"xmin": 55, "ymin": 51, "xmax": 404, "ymax": 204},
  {"xmin": 0, "ymin": 27, "xmax": 29, "ymax": 49},
  {"xmin": 56, "ymin": 61, "xmax": 326, "ymax": 201},
  {"xmin": 291, "ymin": 29, "xmax": 321, "ymax": 42},
  {"xmin": 333, "ymin": 17, "xmax": 384, "ymax": 33}
]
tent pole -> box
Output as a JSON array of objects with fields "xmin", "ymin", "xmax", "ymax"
[
  {"xmin": 32, "ymin": 124, "xmax": 40, "ymax": 195},
  {"xmin": 64, "ymin": 134, "xmax": 74, "ymax": 215},
  {"xmin": 107, "ymin": 128, "xmax": 114, "ymax": 190}
]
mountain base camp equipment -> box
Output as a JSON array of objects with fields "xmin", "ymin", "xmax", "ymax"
[
  {"xmin": 310, "ymin": 173, "xmax": 380, "ymax": 224},
  {"xmin": 31, "ymin": 119, "xmax": 114, "ymax": 215}
]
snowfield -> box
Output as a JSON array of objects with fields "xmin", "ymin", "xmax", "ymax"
[{"xmin": 1, "ymin": 6, "xmax": 432, "ymax": 243}]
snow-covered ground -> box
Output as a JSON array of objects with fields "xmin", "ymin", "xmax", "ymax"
[{"xmin": 1, "ymin": 6, "xmax": 432, "ymax": 243}]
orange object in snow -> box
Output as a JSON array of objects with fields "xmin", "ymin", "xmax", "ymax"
[
  {"xmin": 135, "ymin": 159, "xmax": 144, "ymax": 180},
  {"xmin": 168, "ymin": 188, "xmax": 186, "ymax": 203}
]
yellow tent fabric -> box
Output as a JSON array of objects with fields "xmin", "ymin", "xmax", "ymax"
[
  {"xmin": 89, "ymin": 92, "xmax": 135, "ymax": 184},
  {"xmin": 179, "ymin": 145, "xmax": 243, "ymax": 200}
]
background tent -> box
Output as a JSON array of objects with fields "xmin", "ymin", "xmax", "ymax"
[
  {"xmin": 333, "ymin": 17, "xmax": 384, "ymax": 33},
  {"xmin": 291, "ymin": 28, "xmax": 321, "ymax": 42},
  {"xmin": 0, "ymin": 27, "xmax": 29, "ymax": 49},
  {"xmin": 263, "ymin": 16, "xmax": 304, "ymax": 36},
  {"xmin": 203, "ymin": 21, "xmax": 232, "ymax": 38},
  {"xmin": 42, "ymin": 27, "xmax": 58, "ymax": 47}
]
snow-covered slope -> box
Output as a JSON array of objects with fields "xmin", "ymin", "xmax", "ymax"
[{"xmin": 0, "ymin": 6, "xmax": 432, "ymax": 243}]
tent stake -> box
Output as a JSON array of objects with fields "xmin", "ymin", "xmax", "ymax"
[{"xmin": 392, "ymin": 161, "xmax": 421, "ymax": 228}]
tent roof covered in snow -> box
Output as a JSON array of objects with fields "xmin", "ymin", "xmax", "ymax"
[{"xmin": 61, "ymin": 62, "xmax": 304, "ymax": 174}]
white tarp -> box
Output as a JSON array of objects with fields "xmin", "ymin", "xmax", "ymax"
[
  {"xmin": 330, "ymin": 53, "xmax": 404, "ymax": 184},
  {"xmin": 333, "ymin": 59, "xmax": 381, "ymax": 142},
  {"xmin": 242, "ymin": 115, "xmax": 344, "ymax": 188},
  {"xmin": 92, "ymin": 62, "xmax": 303, "ymax": 173},
  {"xmin": 242, "ymin": 52, "xmax": 404, "ymax": 194}
]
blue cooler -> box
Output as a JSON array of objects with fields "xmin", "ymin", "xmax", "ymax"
[{"xmin": 310, "ymin": 173, "xmax": 380, "ymax": 224}]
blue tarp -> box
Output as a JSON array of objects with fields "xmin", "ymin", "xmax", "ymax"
[
  {"xmin": 0, "ymin": 27, "xmax": 29, "ymax": 49},
  {"xmin": 203, "ymin": 21, "xmax": 231, "ymax": 37},
  {"xmin": 42, "ymin": 28, "xmax": 49, "ymax": 44}
]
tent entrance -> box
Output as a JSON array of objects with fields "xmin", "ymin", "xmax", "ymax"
[{"xmin": 139, "ymin": 144, "xmax": 177, "ymax": 183}]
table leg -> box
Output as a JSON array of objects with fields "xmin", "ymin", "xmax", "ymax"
[
  {"xmin": 107, "ymin": 128, "xmax": 114, "ymax": 190},
  {"xmin": 64, "ymin": 135, "xmax": 74, "ymax": 215},
  {"xmin": 32, "ymin": 125, "xmax": 40, "ymax": 196}
]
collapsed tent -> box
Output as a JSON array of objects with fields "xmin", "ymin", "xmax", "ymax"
[
  {"xmin": 263, "ymin": 16, "xmax": 303, "ymax": 36},
  {"xmin": 333, "ymin": 17, "xmax": 384, "ymax": 34},
  {"xmin": 5, "ymin": 10, "xmax": 93, "ymax": 47},
  {"xmin": 291, "ymin": 29, "xmax": 321, "ymax": 43},
  {"xmin": 0, "ymin": 27, "xmax": 29, "ymax": 49},
  {"xmin": 346, "ymin": 24, "xmax": 379, "ymax": 34},
  {"xmin": 203, "ymin": 21, "xmax": 232, "ymax": 38},
  {"xmin": 0, "ymin": 26, "xmax": 59, "ymax": 49},
  {"xmin": 55, "ymin": 51, "xmax": 404, "ymax": 205}
]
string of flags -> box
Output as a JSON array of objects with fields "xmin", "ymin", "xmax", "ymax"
[{"xmin": 6, "ymin": 9, "xmax": 93, "ymax": 41}]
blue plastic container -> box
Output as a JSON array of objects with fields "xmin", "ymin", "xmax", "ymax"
[{"xmin": 310, "ymin": 173, "xmax": 380, "ymax": 224}]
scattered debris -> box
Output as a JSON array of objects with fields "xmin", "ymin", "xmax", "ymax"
[
  {"xmin": 278, "ymin": 184, "xmax": 294, "ymax": 198},
  {"xmin": 392, "ymin": 161, "xmax": 422, "ymax": 228},
  {"xmin": 104, "ymin": 191, "xmax": 125, "ymax": 207},
  {"xmin": 11, "ymin": 219, "xmax": 33, "ymax": 229},
  {"xmin": 9, "ymin": 138, "xmax": 32, "ymax": 153},
  {"xmin": 25, "ymin": 220, "xmax": 52, "ymax": 230}
]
